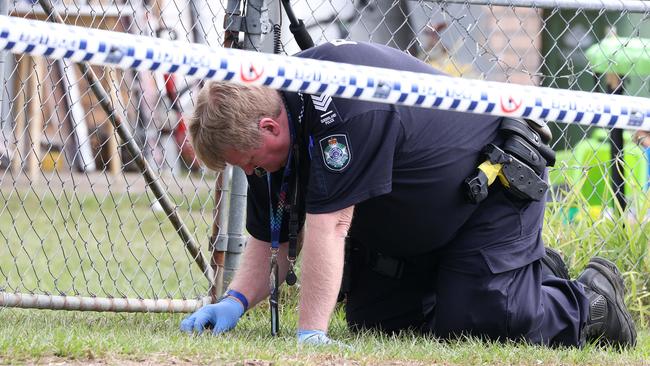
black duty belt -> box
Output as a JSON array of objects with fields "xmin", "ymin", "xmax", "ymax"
[{"xmin": 344, "ymin": 238, "xmax": 438, "ymax": 282}]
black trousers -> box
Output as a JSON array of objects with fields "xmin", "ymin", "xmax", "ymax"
[{"xmin": 345, "ymin": 187, "xmax": 589, "ymax": 347}]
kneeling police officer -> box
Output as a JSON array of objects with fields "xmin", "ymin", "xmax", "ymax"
[{"xmin": 181, "ymin": 41, "xmax": 636, "ymax": 348}]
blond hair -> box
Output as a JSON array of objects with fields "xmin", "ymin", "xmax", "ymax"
[{"xmin": 189, "ymin": 81, "xmax": 282, "ymax": 171}]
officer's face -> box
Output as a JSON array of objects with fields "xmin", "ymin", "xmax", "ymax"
[
  {"xmin": 223, "ymin": 108, "xmax": 291, "ymax": 175},
  {"xmin": 224, "ymin": 142, "xmax": 285, "ymax": 175}
]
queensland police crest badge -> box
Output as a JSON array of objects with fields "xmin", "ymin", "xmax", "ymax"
[{"xmin": 319, "ymin": 134, "xmax": 351, "ymax": 172}]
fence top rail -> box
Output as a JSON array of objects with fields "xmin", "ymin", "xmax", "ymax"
[
  {"xmin": 10, "ymin": 3, "xmax": 123, "ymax": 17},
  {"xmin": 12, "ymin": 0, "xmax": 650, "ymax": 14},
  {"xmin": 2, "ymin": 15, "xmax": 650, "ymax": 132},
  {"xmin": 428, "ymin": 0, "xmax": 650, "ymax": 13}
]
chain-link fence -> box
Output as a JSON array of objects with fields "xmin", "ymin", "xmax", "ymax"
[{"xmin": 1, "ymin": 0, "xmax": 649, "ymax": 324}]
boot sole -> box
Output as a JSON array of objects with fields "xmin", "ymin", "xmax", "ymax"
[{"xmin": 586, "ymin": 257, "xmax": 637, "ymax": 347}]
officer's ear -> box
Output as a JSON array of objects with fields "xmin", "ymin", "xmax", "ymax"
[{"xmin": 258, "ymin": 118, "xmax": 281, "ymax": 136}]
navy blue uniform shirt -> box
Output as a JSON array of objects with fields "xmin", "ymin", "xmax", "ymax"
[{"xmin": 246, "ymin": 41, "xmax": 501, "ymax": 256}]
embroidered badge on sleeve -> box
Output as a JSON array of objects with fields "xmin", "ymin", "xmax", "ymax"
[{"xmin": 319, "ymin": 134, "xmax": 351, "ymax": 172}]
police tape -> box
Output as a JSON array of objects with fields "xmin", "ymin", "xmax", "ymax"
[{"xmin": 2, "ymin": 15, "xmax": 650, "ymax": 131}]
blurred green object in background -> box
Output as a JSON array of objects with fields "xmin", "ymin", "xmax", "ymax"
[
  {"xmin": 551, "ymin": 129, "xmax": 648, "ymax": 219},
  {"xmin": 585, "ymin": 36, "xmax": 650, "ymax": 76}
]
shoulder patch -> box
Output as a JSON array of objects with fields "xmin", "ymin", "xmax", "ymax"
[{"xmin": 319, "ymin": 134, "xmax": 351, "ymax": 172}]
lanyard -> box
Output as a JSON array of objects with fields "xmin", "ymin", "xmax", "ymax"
[
  {"xmin": 267, "ymin": 96, "xmax": 299, "ymax": 336},
  {"xmin": 267, "ymin": 97, "xmax": 297, "ymax": 250},
  {"xmin": 267, "ymin": 153, "xmax": 293, "ymax": 249}
]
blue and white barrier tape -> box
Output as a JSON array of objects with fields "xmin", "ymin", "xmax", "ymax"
[{"xmin": 2, "ymin": 15, "xmax": 650, "ymax": 131}]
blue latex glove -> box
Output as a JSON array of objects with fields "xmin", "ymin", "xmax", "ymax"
[
  {"xmin": 297, "ymin": 329, "xmax": 337, "ymax": 345},
  {"xmin": 180, "ymin": 297, "xmax": 244, "ymax": 334}
]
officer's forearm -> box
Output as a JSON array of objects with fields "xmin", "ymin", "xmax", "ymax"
[
  {"xmin": 228, "ymin": 236, "xmax": 291, "ymax": 309},
  {"xmin": 298, "ymin": 207, "xmax": 353, "ymax": 331}
]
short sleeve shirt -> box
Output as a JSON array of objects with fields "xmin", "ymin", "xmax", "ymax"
[{"xmin": 246, "ymin": 41, "xmax": 502, "ymax": 256}]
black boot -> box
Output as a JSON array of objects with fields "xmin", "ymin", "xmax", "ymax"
[
  {"xmin": 541, "ymin": 247, "xmax": 570, "ymax": 280},
  {"xmin": 577, "ymin": 257, "xmax": 637, "ymax": 347}
]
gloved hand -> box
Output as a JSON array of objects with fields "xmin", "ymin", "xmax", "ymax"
[
  {"xmin": 297, "ymin": 329, "xmax": 344, "ymax": 347},
  {"xmin": 179, "ymin": 297, "xmax": 244, "ymax": 334}
]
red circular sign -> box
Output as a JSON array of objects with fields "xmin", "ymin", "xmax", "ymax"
[
  {"xmin": 500, "ymin": 95, "xmax": 523, "ymax": 113},
  {"xmin": 240, "ymin": 63, "xmax": 264, "ymax": 82}
]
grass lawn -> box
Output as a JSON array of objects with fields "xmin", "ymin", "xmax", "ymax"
[{"xmin": 0, "ymin": 305, "xmax": 649, "ymax": 365}]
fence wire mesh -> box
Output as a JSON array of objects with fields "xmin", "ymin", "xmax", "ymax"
[{"xmin": 1, "ymin": 0, "xmax": 649, "ymax": 322}]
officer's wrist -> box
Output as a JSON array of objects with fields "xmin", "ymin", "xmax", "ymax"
[{"xmin": 222, "ymin": 289, "xmax": 249, "ymax": 312}]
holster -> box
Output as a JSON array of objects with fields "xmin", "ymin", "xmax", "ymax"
[{"xmin": 464, "ymin": 118, "xmax": 556, "ymax": 204}]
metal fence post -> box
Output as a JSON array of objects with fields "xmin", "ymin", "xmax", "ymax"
[
  {"xmin": 221, "ymin": 0, "xmax": 268, "ymax": 288},
  {"xmin": 0, "ymin": 0, "xmax": 11, "ymax": 170},
  {"xmin": 241, "ymin": 0, "xmax": 266, "ymax": 50},
  {"xmin": 223, "ymin": 167, "xmax": 247, "ymax": 285}
]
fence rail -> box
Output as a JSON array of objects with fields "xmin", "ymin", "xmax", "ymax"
[
  {"xmin": 428, "ymin": 0, "xmax": 650, "ymax": 12},
  {"xmin": 0, "ymin": 292, "xmax": 211, "ymax": 312}
]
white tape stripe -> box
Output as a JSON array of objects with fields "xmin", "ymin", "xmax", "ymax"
[{"xmin": 1, "ymin": 15, "xmax": 650, "ymax": 131}]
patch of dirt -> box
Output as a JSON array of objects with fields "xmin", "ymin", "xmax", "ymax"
[{"xmin": 0, "ymin": 355, "xmax": 445, "ymax": 366}]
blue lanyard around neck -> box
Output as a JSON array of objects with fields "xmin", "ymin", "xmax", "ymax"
[{"xmin": 267, "ymin": 99, "xmax": 297, "ymax": 249}]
